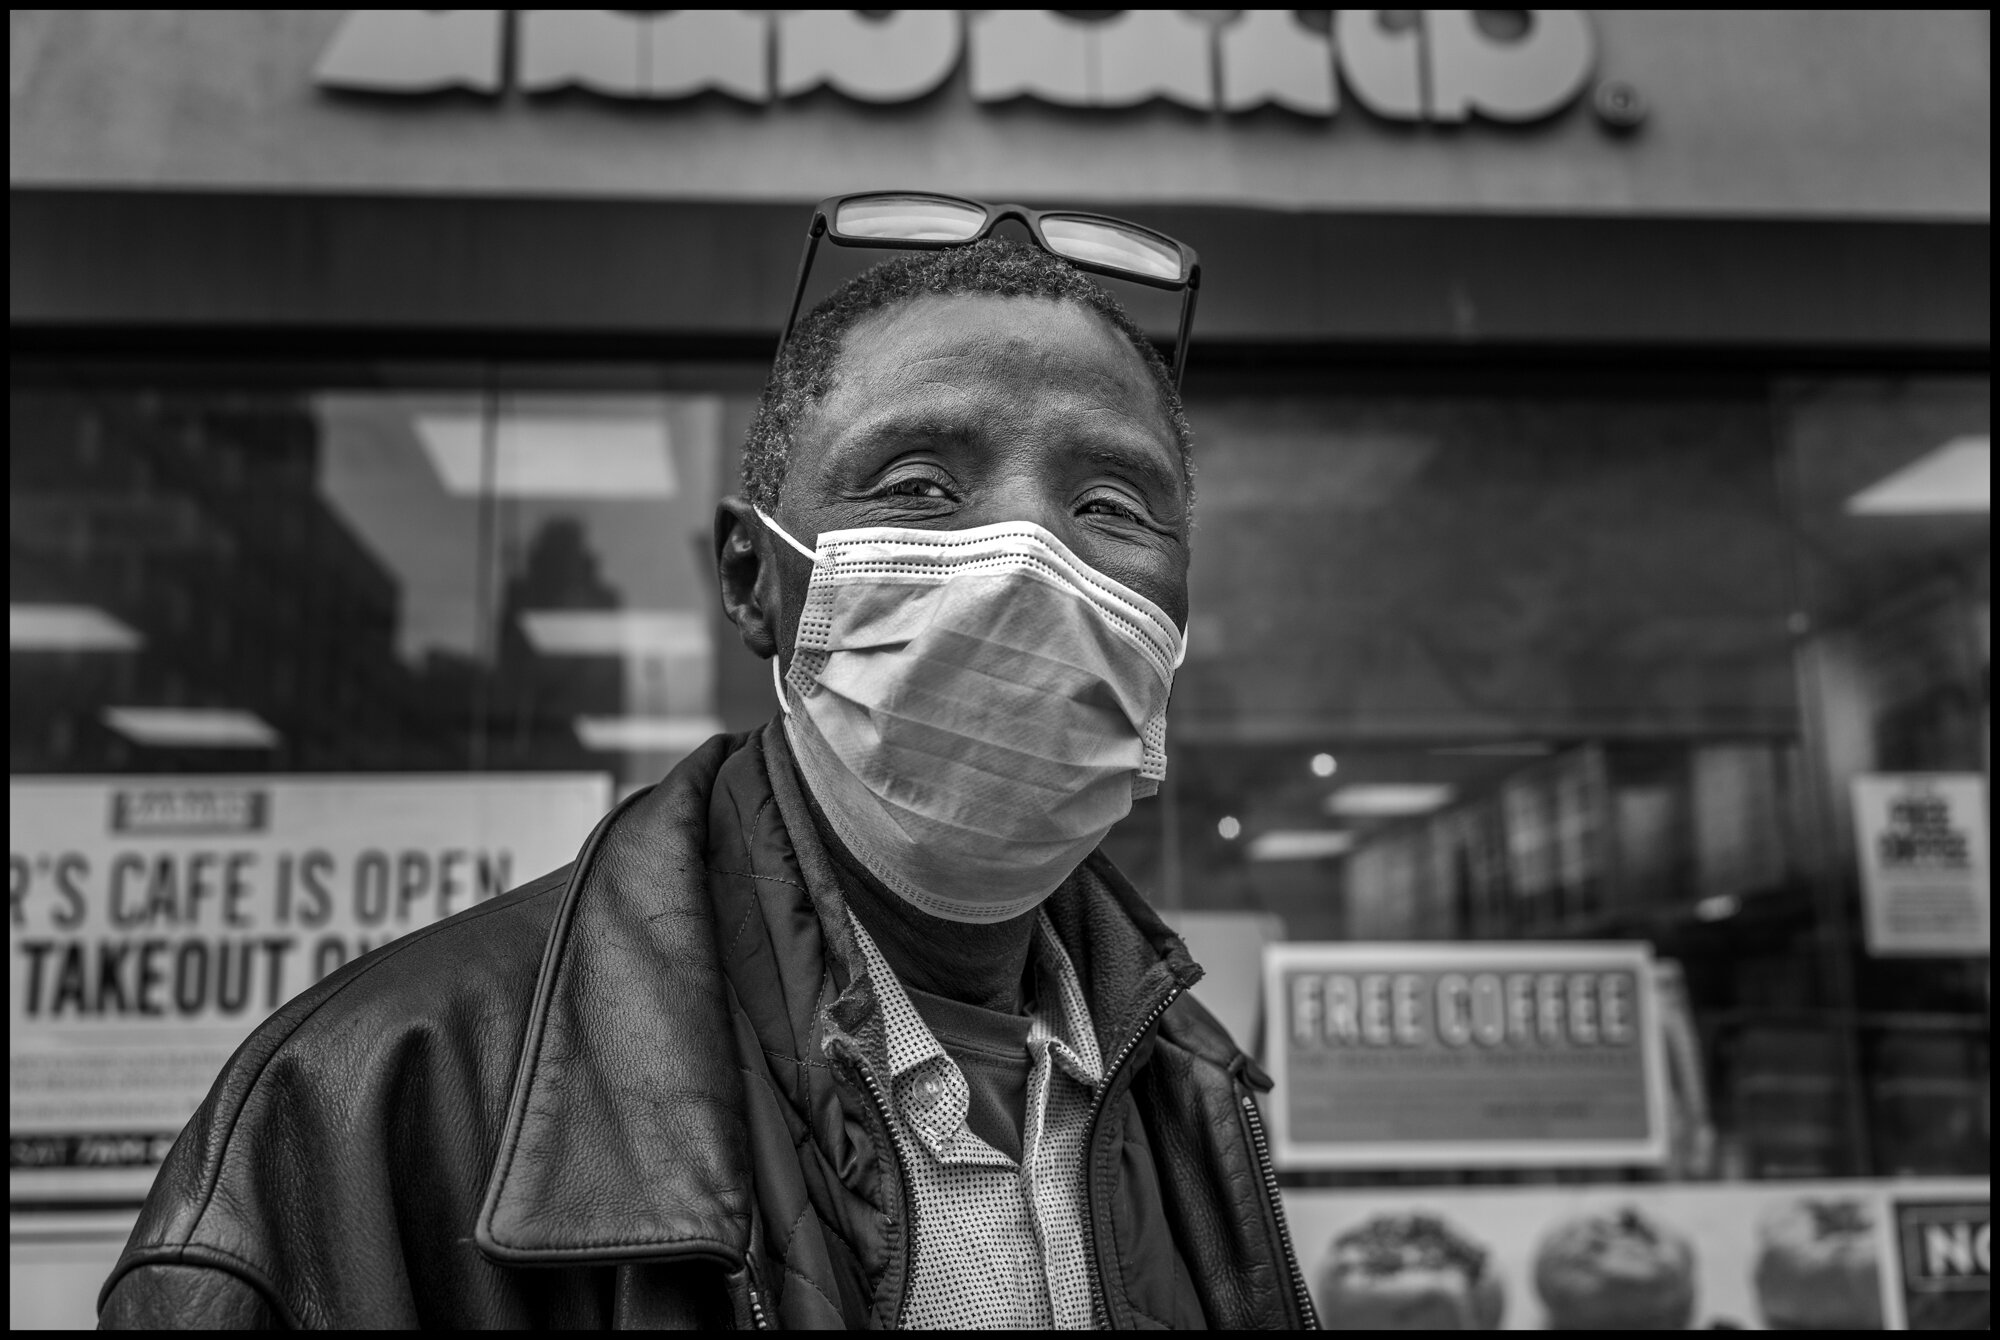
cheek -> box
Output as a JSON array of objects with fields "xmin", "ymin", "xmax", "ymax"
[
  {"xmin": 1095, "ymin": 547, "xmax": 1189, "ymax": 629},
  {"xmin": 771, "ymin": 546, "xmax": 819, "ymax": 654}
]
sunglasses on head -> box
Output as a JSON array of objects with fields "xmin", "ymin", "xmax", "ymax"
[{"xmin": 778, "ymin": 191, "xmax": 1203, "ymax": 391}]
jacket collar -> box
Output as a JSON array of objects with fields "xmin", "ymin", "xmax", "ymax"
[
  {"xmin": 476, "ymin": 732, "xmax": 758, "ymax": 1267},
  {"xmin": 472, "ymin": 721, "xmax": 1207, "ymax": 1268}
]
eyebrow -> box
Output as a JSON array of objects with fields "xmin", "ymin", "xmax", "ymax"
[{"xmin": 844, "ymin": 413, "xmax": 980, "ymax": 454}]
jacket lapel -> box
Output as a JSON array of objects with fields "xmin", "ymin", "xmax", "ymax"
[{"xmin": 476, "ymin": 733, "xmax": 756, "ymax": 1268}]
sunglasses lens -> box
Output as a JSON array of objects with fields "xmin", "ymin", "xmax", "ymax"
[
  {"xmin": 1039, "ymin": 216, "xmax": 1183, "ymax": 280},
  {"xmin": 834, "ymin": 195, "xmax": 986, "ymax": 242}
]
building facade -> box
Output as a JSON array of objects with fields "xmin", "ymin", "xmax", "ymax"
[{"xmin": 10, "ymin": 9, "xmax": 1991, "ymax": 1328}]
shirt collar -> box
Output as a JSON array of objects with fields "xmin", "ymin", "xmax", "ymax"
[
  {"xmin": 846, "ymin": 909, "xmax": 1103, "ymax": 1161},
  {"xmin": 1025, "ymin": 919, "xmax": 1102, "ymax": 1089}
]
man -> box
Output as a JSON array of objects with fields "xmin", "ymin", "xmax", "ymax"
[{"xmin": 100, "ymin": 212, "xmax": 1317, "ymax": 1329}]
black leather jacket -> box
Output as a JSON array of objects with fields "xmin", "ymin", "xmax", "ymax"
[{"xmin": 99, "ymin": 725, "xmax": 1317, "ymax": 1329}]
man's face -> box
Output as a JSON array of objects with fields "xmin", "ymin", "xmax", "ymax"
[{"xmin": 743, "ymin": 292, "xmax": 1191, "ymax": 665}]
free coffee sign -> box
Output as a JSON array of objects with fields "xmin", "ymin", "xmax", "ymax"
[
  {"xmin": 1264, "ymin": 942, "xmax": 1666, "ymax": 1169},
  {"xmin": 1852, "ymin": 773, "xmax": 1990, "ymax": 957}
]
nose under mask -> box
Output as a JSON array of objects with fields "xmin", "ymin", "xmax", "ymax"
[{"xmin": 758, "ymin": 507, "xmax": 1186, "ymax": 923}]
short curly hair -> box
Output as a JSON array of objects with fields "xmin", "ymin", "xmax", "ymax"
[{"xmin": 740, "ymin": 238, "xmax": 1193, "ymax": 511}]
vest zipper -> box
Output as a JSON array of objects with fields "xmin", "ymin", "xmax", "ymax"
[
  {"xmin": 1083, "ymin": 985, "xmax": 1184, "ymax": 1328},
  {"xmin": 1238, "ymin": 1091, "xmax": 1320, "ymax": 1329},
  {"xmin": 839, "ymin": 1045, "xmax": 918, "ymax": 1330}
]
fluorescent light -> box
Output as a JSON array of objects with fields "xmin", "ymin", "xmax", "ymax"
[
  {"xmin": 10, "ymin": 604, "xmax": 143, "ymax": 652},
  {"xmin": 1694, "ymin": 893, "xmax": 1741, "ymax": 922},
  {"xmin": 1429, "ymin": 741, "xmax": 1553, "ymax": 757},
  {"xmin": 1248, "ymin": 830, "xmax": 1353, "ymax": 861},
  {"xmin": 519, "ymin": 610, "xmax": 711, "ymax": 659},
  {"xmin": 416, "ymin": 407, "xmax": 677, "ymax": 498},
  {"xmin": 1325, "ymin": 784, "xmax": 1455, "ymax": 818},
  {"xmin": 574, "ymin": 715, "xmax": 723, "ymax": 752},
  {"xmin": 1846, "ymin": 435, "xmax": 1990, "ymax": 514},
  {"xmin": 103, "ymin": 708, "xmax": 279, "ymax": 749}
]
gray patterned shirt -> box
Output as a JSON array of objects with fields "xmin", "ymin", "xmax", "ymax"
[{"xmin": 847, "ymin": 909, "xmax": 1104, "ymax": 1329}]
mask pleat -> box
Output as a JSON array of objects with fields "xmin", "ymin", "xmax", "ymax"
[{"xmin": 780, "ymin": 518, "xmax": 1184, "ymax": 923}]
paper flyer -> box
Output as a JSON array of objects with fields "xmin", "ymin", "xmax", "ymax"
[{"xmin": 9, "ymin": 773, "xmax": 610, "ymax": 1201}]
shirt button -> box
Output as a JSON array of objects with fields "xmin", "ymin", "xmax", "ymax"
[{"xmin": 922, "ymin": 1078, "xmax": 940, "ymax": 1097}]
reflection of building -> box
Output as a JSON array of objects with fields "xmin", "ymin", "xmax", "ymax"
[
  {"xmin": 1343, "ymin": 743, "xmax": 1808, "ymax": 944},
  {"xmin": 490, "ymin": 517, "xmax": 624, "ymax": 771},
  {"xmin": 9, "ymin": 388, "xmax": 458, "ymax": 773}
]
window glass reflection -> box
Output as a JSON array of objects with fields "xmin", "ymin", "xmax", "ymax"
[{"xmin": 11, "ymin": 373, "xmax": 750, "ymax": 800}]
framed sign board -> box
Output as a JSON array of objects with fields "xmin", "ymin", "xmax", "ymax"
[{"xmin": 1263, "ymin": 941, "xmax": 1668, "ymax": 1169}]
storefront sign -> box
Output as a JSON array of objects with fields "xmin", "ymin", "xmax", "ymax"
[
  {"xmin": 1281, "ymin": 1178, "xmax": 1988, "ymax": 1330},
  {"xmin": 1853, "ymin": 773, "xmax": 1991, "ymax": 957},
  {"xmin": 1264, "ymin": 941, "xmax": 1666, "ymax": 1168},
  {"xmin": 316, "ymin": 10, "xmax": 1617, "ymax": 127},
  {"xmin": 8, "ymin": 773, "xmax": 610, "ymax": 1201},
  {"xmin": 1893, "ymin": 1198, "xmax": 1992, "ymax": 1330}
]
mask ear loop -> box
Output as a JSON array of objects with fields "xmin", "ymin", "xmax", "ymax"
[
  {"xmin": 753, "ymin": 507, "xmax": 821, "ymax": 714},
  {"xmin": 770, "ymin": 657, "xmax": 792, "ymax": 716},
  {"xmin": 754, "ymin": 506, "xmax": 819, "ymax": 562},
  {"xmin": 1171, "ymin": 621, "xmax": 1190, "ymax": 671}
]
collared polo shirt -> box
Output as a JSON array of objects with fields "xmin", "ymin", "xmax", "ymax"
[{"xmin": 847, "ymin": 909, "xmax": 1104, "ymax": 1330}]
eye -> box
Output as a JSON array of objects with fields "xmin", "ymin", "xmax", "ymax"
[
  {"xmin": 1078, "ymin": 491, "xmax": 1147, "ymax": 524},
  {"xmin": 880, "ymin": 475, "xmax": 952, "ymax": 499}
]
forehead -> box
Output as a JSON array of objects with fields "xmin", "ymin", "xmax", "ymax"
[{"xmin": 819, "ymin": 291, "xmax": 1171, "ymax": 429}]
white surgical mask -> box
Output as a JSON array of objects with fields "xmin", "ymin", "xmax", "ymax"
[{"xmin": 757, "ymin": 508, "xmax": 1187, "ymax": 924}]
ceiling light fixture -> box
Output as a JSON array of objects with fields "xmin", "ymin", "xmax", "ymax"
[
  {"xmin": 10, "ymin": 604, "xmax": 144, "ymax": 653},
  {"xmin": 1693, "ymin": 893, "xmax": 1742, "ymax": 922},
  {"xmin": 1846, "ymin": 434, "xmax": 1990, "ymax": 514},
  {"xmin": 416, "ymin": 405, "xmax": 678, "ymax": 499},
  {"xmin": 102, "ymin": 707, "xmax": 280, "ymax": 748},
  {"xmin": 520, "ymin": 609, "xmax": 711, "ymax": 659},
  {"xmin": 1247, "ymin": 830, "xmax": 1353, "ymax": 861},
  {"xmin": 1428, "ymin": 741, "xmax": 1553, "ymax": 757},
  {"xmin": 1325, "ymin": 784, "xmax": 1455, "ymax": 817},
  {"xmin": 574, "ymin": 714, "xmax": 724, "ymax": 752}
]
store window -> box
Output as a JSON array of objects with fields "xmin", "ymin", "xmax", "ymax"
[
  {"xmin": 1134, "ymin": 369, "xmax": 1986, "ymax": 1186},
  {"xmin": 9, "ymin": 362, "xmax": 1989, "ymax": 1300},
  {"xmin": 10, "ymin": 365, "xmax": 770, "ymax": 792}
]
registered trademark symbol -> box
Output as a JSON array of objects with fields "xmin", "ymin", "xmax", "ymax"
[{"xmin": 1593, "ymin": 80, "xmax": 1647, "ymax": 131}]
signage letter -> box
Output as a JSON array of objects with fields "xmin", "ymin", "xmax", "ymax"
[
  {"xmin": 1096, "ymin": 11, "xmax": 1214, "ymax": 110},
  {"xmin": 1334, "ymin": 10, "xmax": 1424, "ymax": 121},
  {"xmin": 1289, "ymin": 972, "xmax": 1323, "ymax": 1046},
  {"xmin": 647, "ymin": 10, "xmax": 768, "ymax": 102},
  {"xmin": 518, "ymin": 10, "xmax": 768, "ymax": 102},
  {"xmin": 971, "ymin": 10, "xmax": 1211, "ymax": 109},
  {"xmin": 1426, "ymin": 9, "xmax": 1593, "ymax": 123},
  {"xmin": 1220, "ymin": 10, "xmax": 1336, "ymax": 116},
  {"xmin": 314, "ymin": 9, "xmax": 504, "ymax": 94},
  {"xmin": 777, "ymin": 11, "xmax": 960, "ymax": 104},
  {"xmin": 970, "ymin": 12, "xmax": 1095, "ymax": 105}
]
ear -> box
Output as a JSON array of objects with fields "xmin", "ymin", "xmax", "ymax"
[{"xmin": 714, "ymin": 496, "xmax": 781, "ymax": 661}]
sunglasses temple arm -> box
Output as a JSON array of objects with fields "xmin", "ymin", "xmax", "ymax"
[
  {"xmin": 1172, "ymin": 265, "xmax": 1202, "ymax": 394},
  {"xmin": 776, "ymin": 215, "xmax": 829, "ymax": 362}
]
